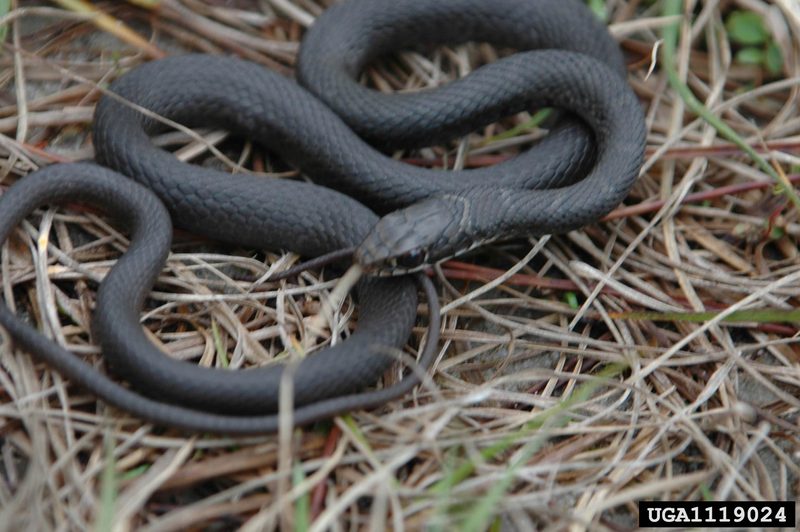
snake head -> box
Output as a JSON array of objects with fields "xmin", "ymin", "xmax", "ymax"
[{"xmin": 355, "ymin": 196, "xmax": 472, "ymax": 275}]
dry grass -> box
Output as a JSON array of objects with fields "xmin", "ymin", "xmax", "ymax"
[{"xmin": 1, "ymin": 0, "xmax": 799, "ymax": 530}]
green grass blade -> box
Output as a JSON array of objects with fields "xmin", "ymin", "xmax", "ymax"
[
  {"xmin": 427, "ymin": 364, "xmax": 627, "ymax": 529},
  {"xmin": 211, "ymin": 319, "xmax": 228, "ymax": 367},
  {"xmin": 460, "ymin": 364, "xmax": 626, "ymax": 531},
  {"xmin": 612, "ymin": 308, "xmax": 800, "ymax": 324},
  {"xmin": 483, "ymin": 108, "xmax": 552, "ymax": 144},
  {"xmin": 293, "ymin": 463, "xmax": 310, "ymax": 532},
  {"xmin": 0, "ymin": 0, "xmax": 11, "ymax": 43},
  {"xmin": 661, "ymin": 0, "xmax": 800, "ymax": 212},
  {"xmin": 95, "ymin": 431, "xmax": 118, "ymax": 532}
]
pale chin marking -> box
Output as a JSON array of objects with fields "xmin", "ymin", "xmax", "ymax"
[
  {"xmin": 372, "ymin": 236, "xmax": 505, "ymax": 276},
  {"xmin": 370, "ymin": 257, "xmax": 429, "ymax": 277},
  {"xmin": 368, "ymin": 257, "xmax": 436, "ymax": 277}
]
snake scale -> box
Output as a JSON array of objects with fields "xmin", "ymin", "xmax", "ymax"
[{"xmin": 0, "ymin": 0, "xmax": 645, "ymax": 434}]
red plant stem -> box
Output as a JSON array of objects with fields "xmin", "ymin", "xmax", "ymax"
[
  {"xmin": 603, "ymin": 174, "xmax": 800, "ymax": 221},
  {"xmin": 441, "ymin": 260, "xmax": 580, "ymax": 291}
]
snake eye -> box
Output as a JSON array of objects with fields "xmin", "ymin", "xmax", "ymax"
[{"xmin": 395, "ymin": 249, "xmax": 427, "ymax": 270}]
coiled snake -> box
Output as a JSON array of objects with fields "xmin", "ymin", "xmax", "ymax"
[{"xmin": 0, "ymin": 0, "xmax": 645, "ymax": 434}]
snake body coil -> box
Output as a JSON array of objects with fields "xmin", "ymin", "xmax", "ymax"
[{"xmin": 0, "ymin": 0, "xmax": 645, "ymax": 434}]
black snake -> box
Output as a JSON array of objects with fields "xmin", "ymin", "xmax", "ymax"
[{"xmin": 0, "ymin": 0, "xmax": 645, "ymax": 434}]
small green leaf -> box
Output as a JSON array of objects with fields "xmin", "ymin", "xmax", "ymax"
[
  {"xmin": 564, "ymin": 292, "xmax": 579, "ymax": 309},
  {"xmin": 726, "ymin": 11, "xmax": 769, "ymax": 46},
  {"xmin": 769, "ymin": 226, "xmax": 785, "ymax": 240},
  {"xmin": 765, "ymin": 41, "xmax": 784, "ymax": 75},
  {"xmin": 734, "ymin": 47, "xmax": 764, "ymax": 65},
  {"xmin": 586, "ymin": 0, "xmax": 606, "ymax": 21},
  {"xmin": 732, "ymin": 223, "xmax": 750, "ymax": 237}
]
